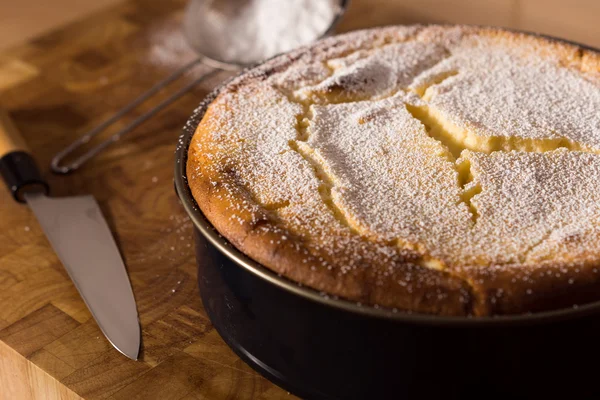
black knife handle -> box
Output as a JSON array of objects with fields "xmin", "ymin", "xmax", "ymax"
[{"xmin": 0, "ymin": 110, "xmax": 49, "ymax": 203}]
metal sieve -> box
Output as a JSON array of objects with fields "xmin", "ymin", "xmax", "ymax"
[{"xmin": 50, "ymin": 0, "xmax": 349, "ymax": 174}]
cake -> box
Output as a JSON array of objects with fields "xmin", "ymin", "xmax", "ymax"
[{"xmin": 186, "ymin": 25, "xmax": 600, "ymax": 316}]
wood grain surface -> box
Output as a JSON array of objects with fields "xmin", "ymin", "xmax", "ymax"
[
  {"xmin": 0, "ymin": 109, "xmax": 29, "ymax": 157},
  {"xmin": 0, "ymin": 0, "xmax": 599, "ymax": 399},
  {"xmin": 0, "ymin": 0, "xmax": 123, "ymax": 51}
]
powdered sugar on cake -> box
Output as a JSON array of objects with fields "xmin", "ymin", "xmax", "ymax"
[
  {"xmin": 295, "ymin": 41, "xmax": 449, "ymax": 101},
  {"xmin": 409, "ymin": 41, "xmax": 600, "ymax": 147},
  {"xmin": 187, "ymin": 25, "xmax": 600, "ymax": 313}
]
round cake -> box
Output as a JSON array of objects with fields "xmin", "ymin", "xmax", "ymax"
[{"xmin": 187, "ymin": 25, "xmax": 600, "ymax": 316}]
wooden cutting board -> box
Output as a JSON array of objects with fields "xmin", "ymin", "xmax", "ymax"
[{"xmin": 0, "ymin": 0, "xmax": 598, "ymax": 399}]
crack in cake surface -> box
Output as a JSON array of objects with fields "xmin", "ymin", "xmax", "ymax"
[
  {"xmin": 283, "ymin": 91, "xmax": 456, "ymax": 274},
  {"xmin": 407, "ymin": 103, "xmax": 597, "ymax": 158},
  {"xmin": 280, "ymin": 44, "xmax": 600, "ymax": 271},
  {"xmin": 282, "ymin": 40, "xmax": 600, "ymax": 240},
  {"xmin": 405, "ymin": 67, "xmax": 600, "ymax": 227},
  {"xmin": 412, "ymin": 70, "xmax": 459, "ymax": 97},
  {"xmin": 287, "ymin": 137, "xmax": 361, "ymax": 235}
]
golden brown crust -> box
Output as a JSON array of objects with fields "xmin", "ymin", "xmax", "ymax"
[
  {"xmin": 187, "ymin": 25, "xmax": 600, "ymax": 316},
  {"xmin": 463, "ymin": 263, "xmax": 600, "ymax": 315}
]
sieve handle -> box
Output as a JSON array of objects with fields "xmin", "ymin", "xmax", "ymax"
[{"xmin": 50, "ymin": 58, "xmax": 220, "ymax": 174}]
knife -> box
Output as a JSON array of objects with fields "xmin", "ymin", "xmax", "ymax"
[{"xmin": 0, "ymin": 109, "xmax": 140, "ymax": 360}]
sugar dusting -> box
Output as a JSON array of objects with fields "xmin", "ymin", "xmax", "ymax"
[
  {"xmin": 186, "ymin": 25, "xmax": 600, "ymax": 314},
  {"xmin": 295, "ymin": 41, "xmax": 449, "ymax": 101},
  {"xmin": 409, "ymin": 38, "xmax": 600, "ymax": 147},
  {"xmin": 183, "ymin": 0, "xmax": 341, "ymax": 65},
  {"xmin": 148, "ymin": 23, "xmax": 198, "ymax": 68}
]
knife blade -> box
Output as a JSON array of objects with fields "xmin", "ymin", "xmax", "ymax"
[{"xmin": 0, "ymin": 109, "xmax": 140, "ymax": 360}]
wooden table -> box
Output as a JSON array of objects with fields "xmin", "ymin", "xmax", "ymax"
[{"xmin": 0, "ymin": 0, "xmax": 598, "ymax": 399}]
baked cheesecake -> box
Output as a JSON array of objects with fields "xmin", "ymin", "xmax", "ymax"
[{"xmin": 187, "ymin": 25, "xmax": 600, "ymax": 316}]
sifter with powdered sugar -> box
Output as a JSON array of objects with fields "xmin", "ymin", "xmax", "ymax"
[{"xmin": 51, "ymin": 0, "xmax": 348, "ymax": 174}]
